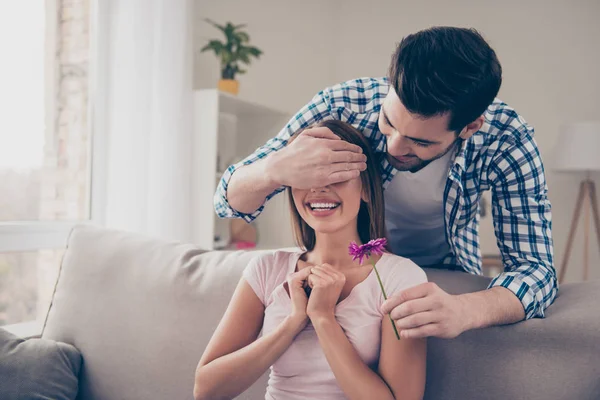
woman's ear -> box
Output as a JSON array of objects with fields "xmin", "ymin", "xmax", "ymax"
[{"xmin": 361, "ymin": 189, "xmax": 370, "ymax": 203}]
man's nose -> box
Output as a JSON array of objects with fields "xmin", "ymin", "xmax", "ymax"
[{"xmin": 387, "ymin": 135, "xmax": 411, "ymax": 156}]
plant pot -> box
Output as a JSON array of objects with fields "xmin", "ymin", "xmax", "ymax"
[{"xmin": 218, "ymin": 79, "xmax": 239, "ymax": 95}]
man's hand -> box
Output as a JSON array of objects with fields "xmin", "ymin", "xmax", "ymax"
[
  {"xmin": 266, "ymin": 127, "xmax": 367, "ymax": 189},
  {"xmin": 381, "ymin": 282, "xmax": 471, "ymax": 339},
  {"xmin": 381, "ymin": 283, "xmax": 526, "ymax": 339}
]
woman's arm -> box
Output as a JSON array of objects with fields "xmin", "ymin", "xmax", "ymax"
[
  {"xmin": 312, "ymin": 316, "xmax": 398, "ymax": 400},
  {"xmin": 308, "ymin": 264, "xmax": 397, "ymax": 400},
  {"xmin": 378, "ymin": 317, "xmax": 427, "ymax": 400},
  {"xmin": 312, "ymin": 307, "xmax": 427, "ymax": 400},
  {"xmin": 193, "ymin": 277, "xmax": 304, "ymax": 400}
]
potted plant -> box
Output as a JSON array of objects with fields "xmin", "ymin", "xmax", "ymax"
[{"xmin": 200, "ymin": 19, "xmax": 263, "ymax": 95}]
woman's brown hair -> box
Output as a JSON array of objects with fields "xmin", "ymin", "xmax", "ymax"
[{"xmin": 287, "ymin": 120, "xmax": 387, "ymax": 251}]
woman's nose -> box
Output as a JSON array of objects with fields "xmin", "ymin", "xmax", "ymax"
[{"xmin": 310, "ymin": 186, "xmax": 329, "ymax": 193}]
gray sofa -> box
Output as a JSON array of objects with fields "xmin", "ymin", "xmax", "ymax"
[{"xmin": 38, "ymin": 225, "xmax": 600, "ymax": 399}]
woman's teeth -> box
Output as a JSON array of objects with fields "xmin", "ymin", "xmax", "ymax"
[{"xmin": 309, "ymin": 202, "xmax": 340, "ymax": 210}]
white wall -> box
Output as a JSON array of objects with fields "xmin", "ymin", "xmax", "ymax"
[
  {"xmin": 195, "ymin": 0, "xmax": 338, "ymax": 113},
  {"xmin": 195, "ymin": 0, "xmax": 600, "ymax": 282}
]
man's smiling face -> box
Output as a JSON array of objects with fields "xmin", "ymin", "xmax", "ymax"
[{"xmin": 378, "ymin": 87, "xmax": 460, "ymax": 173}]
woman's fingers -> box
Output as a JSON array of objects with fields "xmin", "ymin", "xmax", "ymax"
[
  {"xmin": 286, "ymin": 267, "xmax": 312, "ymax": 294},
  {"xmin": 309, "ymin": 266, "xmax": 332, "ymax": 278},
  {"xmin": 309, "ymin": 264, "xmax": 345, "ymax": 287}
]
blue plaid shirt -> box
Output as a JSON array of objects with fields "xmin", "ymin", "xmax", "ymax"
[{"xmin": 214, "ymin": 77, "xmax": 557, "ymax": 319}]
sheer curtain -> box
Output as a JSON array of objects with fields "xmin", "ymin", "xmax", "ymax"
[{"xmin": 100, "ymin": 0, "xmax": 194, "ymax": 243}]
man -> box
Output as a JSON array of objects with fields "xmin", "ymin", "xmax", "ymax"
[{"xmin": 214, "ymin": 26, "xmax": 557, "ymax": 339}]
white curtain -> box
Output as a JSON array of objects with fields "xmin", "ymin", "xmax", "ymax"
[{"xmin": 102, "ymin": 0, "xmax": 194, "ymax": 243}]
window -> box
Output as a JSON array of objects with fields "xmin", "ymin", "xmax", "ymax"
[
  {"xmin": 0, "ymin": 250, "xmax": 64, "ymax": 326},
  {"xmin": 0, "ymin": 0, "xmax": 95, "ymax": 334}
]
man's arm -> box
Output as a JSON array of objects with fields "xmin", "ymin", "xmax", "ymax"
[
  {"xmin": 381, "ymin": 282, "xmax": 524, "ymax": 339},
  {"xmin": 225, "ymin": 157, "xmax": 282, "ymax": 216},
  {"xmin": 460, "ymin": 286, "xmax": 524, "ymax": 329},
  {"xmin": 214, "ymin": 89, "xmax": 366, "ymax": 220},
  {"xmin": 486, "ymin": 135, "xmax": 557, "ymax": 320},
  {"xmin": 381, "ymin": 133, "xmax": 557, "ymax": 338}
]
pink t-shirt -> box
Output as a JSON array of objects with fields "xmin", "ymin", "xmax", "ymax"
[{"xmin": 243, "ymin": 250, "xmax": 428, "ymax": 400}]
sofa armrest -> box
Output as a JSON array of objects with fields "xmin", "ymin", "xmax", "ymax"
[{"xmin": 423, "ymin": 276, "xmax": 600, "ymax": 400}]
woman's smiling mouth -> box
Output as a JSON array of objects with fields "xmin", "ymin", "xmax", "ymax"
[{"xmin": 306, "ymin": 201, "xmax": 341, "ymax": 217}]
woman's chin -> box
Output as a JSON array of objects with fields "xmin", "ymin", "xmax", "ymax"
[{"xmin": 306, "ymin": 220, "xmax": 346, "ymax": 235}]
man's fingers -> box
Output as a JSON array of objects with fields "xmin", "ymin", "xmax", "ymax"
[
  {"xmin": 400, "ymin": 324, "xmax": 440, "ymax": 339},
  {"xmin": 394, "ymin": 311, "xmax": 437, "ymax": 330},
  {"xmin": 302, "ymin": 127, "xmax": 341, "ymax": 141},
  {"xmin": 326, "ymin": 170, "xmax": 362, "ymax": 186},
  {"xmin": 381, "ymin": 283, "xmax": 433, "ymax": 314},
  {"xmin": 389, "ymin": 297, "xmax": 434, "ymax": 320},
  {"xmin": 329, "ymin": 150, "xmax": 367, "ymax": 165},
  {"xmin": 326, "ymin": 139, "xmax": 363, "ymax": 154},
  {"xmin": 329, "ymin": 162, "xmax": 367, "ymax": 175},
  {"xmin": 301, "ymin": 128, "xmax": 364, "ymax": 156}
]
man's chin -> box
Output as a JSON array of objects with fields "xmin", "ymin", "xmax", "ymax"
[{"xmin": 389, "ymin": 156, "xmax": 426, "ymax": 172}]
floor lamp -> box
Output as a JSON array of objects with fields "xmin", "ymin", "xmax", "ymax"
[{"xmin": 553, "ymin": 122, "xmax": 600, "ymax": 283}]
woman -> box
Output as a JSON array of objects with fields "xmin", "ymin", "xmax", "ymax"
[{"xmin": 194, "ymin": 120, "xmax": 427, "ymax": 400}]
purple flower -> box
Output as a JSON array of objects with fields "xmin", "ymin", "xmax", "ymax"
[
  {"xmin": 348, "ymin": 238, "xmax": 388, "ymax": 265},
  {"xmin": 348, "ymin": 237, "xmax": 400, "ymax": 340}
]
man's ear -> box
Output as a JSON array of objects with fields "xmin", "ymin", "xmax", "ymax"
[{"xmin": 458, "ymin": 115, "xmax": 484, "ymax": 140}]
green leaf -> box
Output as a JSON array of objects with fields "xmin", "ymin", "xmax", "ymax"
[
  {"xmin": 221, "ymin": 53, "xmax": 232, "ymax": 65},
  {"xmin": 236, "ymin": 32, "xmax": 250, "ymax": 43},
  {"xmin": 247, "ymin": 46, "xmax": 262, "ymax": 57},
  {"xmin": 204, "ymin": 18, "xmax": 227, "ymax": 35},
  {"xmin": 224, "ymin": 23, "xmax": 237, "ymax": 41},
  {"xmin": 237, "ymin": 48, "xmax": 251, "ymax": 64},
  {"xmin": 200, "ymin": 40, "xmax": 225, "ymax": 55}
]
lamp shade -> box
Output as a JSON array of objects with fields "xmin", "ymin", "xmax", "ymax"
[{"xmin": 553, "ymin": 121, "xmax": 600, "ymax": 172}]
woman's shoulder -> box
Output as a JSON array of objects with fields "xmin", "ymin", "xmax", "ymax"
[
  {"xmin": 243, "ymin": 250, "xmax": 301, "ymax": 305},
  {"xmin": 245, "ymin": 249, "xmax": 300, "ymax": 278},
  {"xmin": 378, "ymin": 253, "xmax": 428, "ymax": 289},
  {"xmin": 249, "ymin": 249, "xmax": 301, "ymax": 266}
]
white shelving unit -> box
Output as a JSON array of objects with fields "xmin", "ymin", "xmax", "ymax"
[{"xmin": 192, "ymin": 89, "xmax": 295, "ymax": 251}]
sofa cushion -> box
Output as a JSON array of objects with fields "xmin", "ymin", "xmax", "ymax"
[
  {"xmin": 42, "ymin": 225, "xmax": 270, "ymax": 400},
  {"xmin": 0, "ymin": 327, "xmax": 81, "ymax": 400}
]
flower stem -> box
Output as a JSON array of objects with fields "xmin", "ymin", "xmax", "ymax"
[{"xmin": 372, "ymin": 264, "xmax": 401, "ymax": 340}]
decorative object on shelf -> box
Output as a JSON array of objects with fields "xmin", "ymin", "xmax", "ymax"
[
  {"xmin": 230, "ymin": 219, "xmax": 257, "ymax": 249},
  {"xmin": 200, "ymin": 19, "xmax": 263, "ymax": 96},
  {"xmin": 553, "ymin": 121, "xmax": 600, "ymax": 282}
]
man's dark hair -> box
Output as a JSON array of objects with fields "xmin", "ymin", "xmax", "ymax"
[{"xmin": 389, "ymin": 26, "xmax": 502, "ymax": 133}]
